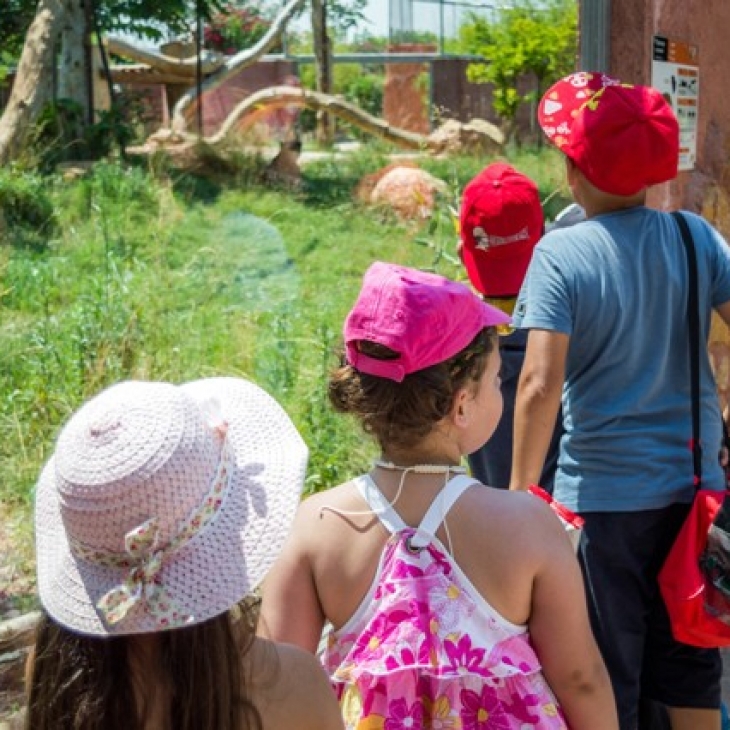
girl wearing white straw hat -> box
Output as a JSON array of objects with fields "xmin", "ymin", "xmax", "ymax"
[{"xmin": 26, "ymin": 377, "xmax": 344, "ymax": 730}]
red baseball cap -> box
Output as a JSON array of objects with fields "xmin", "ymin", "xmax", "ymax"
[
  {"xmin": 459, "ymin": 163, "xmax": 544, "ymax": 297},
  {"xmin": 538, "ymin": 71, "xmax": 679, "ymax": 195},
  {"xmin": 344, "ymin": 262, "xmax": 510, "ymax": 382}
]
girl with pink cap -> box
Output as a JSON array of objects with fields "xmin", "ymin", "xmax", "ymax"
[{"xmin": 260, "ymin": 262, "xmax": 618, "ymax": 730}]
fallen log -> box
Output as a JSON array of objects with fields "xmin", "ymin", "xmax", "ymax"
[
  {"xmin": 207, "ymin": 85, "xmax": 429, "ymax": 150},
  {"xmin": 0, "ymin": 612, "xmax": 39, "ymax": 655}
]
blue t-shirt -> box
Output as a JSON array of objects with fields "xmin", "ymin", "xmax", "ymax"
[{"xmin": 514, "ymin": 207, "xmax": 730, "ymax": 512}]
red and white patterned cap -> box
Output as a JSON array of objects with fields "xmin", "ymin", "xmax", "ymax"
[{"xmin": 539, "ymin": 71, "xmax": 679, "ymax": 195}]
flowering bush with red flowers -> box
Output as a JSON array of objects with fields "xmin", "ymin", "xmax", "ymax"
[{"xmin": 203, "ymin": 4, "xmax": 272, "ymax": 55}]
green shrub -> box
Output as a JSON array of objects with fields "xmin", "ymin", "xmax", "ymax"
[{"xmin": 0, "ymin": 169, "xmax": 57, "ymax": 249}]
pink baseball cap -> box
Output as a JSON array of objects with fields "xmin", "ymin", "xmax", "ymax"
[
  {"xmin": 459, "ymin": 163, "xmax": 544, "ymax": 297},
  {"xmin": 344, "ymin": 262, "xmax": 511, "ymax": 382},
  {"xmin": 538, "ymin": 71, "xmax": 679, "ymax": 195}
]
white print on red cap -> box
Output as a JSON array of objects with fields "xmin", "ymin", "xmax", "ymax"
[
  {"xmin": 569, "ymin": 72, "xmax": 593, "ymax": 88},
  {"xmin": 473, "ymin": 226, "xmax": 530, "ymax": 251}
]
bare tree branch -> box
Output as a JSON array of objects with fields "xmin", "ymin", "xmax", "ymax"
[
  {"xmin": 171, "ymin": 0, "xmax": 306, "ymax": 133},
  {"xmin": 206, "ymin": 85, "xmax": 429, "ymax": 150},
  {"xmin": 105, "ymin": 36, "xmax": 226, "ymax": 76}
]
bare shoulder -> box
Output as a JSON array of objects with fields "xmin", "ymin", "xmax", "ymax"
[
  {"xmin": 291, "ymin": 478, "xmax": 376, "ymax": 536},
  {"xmin": 299, "ymin": 478, "xmax": 365, "ymax": 513},
  {"xmin": 458, "ymin": 486, "xmax": 569, "ymax": 553},
  {"xmin": 248, "ymin": 638, "xmax": 343, "ymax": 730}
]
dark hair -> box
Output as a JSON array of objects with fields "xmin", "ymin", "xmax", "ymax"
[
  {"xmin": 329, "ymin": 327, "xmax": 497, "ymax": 451},
  {"xmin": 25, "ymin": 603, "xmax": 263, "ymax": 730}
]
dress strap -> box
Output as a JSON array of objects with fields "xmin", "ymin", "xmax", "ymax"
[
  {"xmin": 409, "ymin": 474, "xmax": 480, "ymax": 549},
  {"xmin": 353, "ymin": 475, "xmax": 407, "ymax": 534}
]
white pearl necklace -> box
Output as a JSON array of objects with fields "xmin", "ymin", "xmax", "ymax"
[{"xmin": 373, "ymin": 459, "xmax": 467, "ymax": 475}]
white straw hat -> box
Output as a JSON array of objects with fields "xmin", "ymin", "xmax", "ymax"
[{"xmin": 35, "ymin": 377, "xmax": 307, "ymax": 637}]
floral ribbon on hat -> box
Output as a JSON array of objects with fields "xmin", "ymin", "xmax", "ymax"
[
  {"xmin": 69, "ymin": 416, "xmax": 233, "ymax": 630},
  {"xmin": 95, "ymin": 517, "xmax": 186, "ymax": 627}
]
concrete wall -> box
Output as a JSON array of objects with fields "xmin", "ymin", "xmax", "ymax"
[
  {"xmin": 608, "ymin": 0, "xmax": 730, "ymax": 239},
  {"xmin": 431, "ymin": 61, "xmax": 537, "ymax": 141},
  {"xmin": 606, "ymin": 0, "xmax": 730, "ymax": 403},
  {"xmin": 198, "ymin": 60, "xmax": 297, "ymax": 139}
]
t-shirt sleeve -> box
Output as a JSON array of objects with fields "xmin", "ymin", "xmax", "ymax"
[
  {"xmin": 705, "ymin": 218, "xmax": 730, "ymax": 307},
  {"xmin": 513, "ymin": 242, "xmax": 573, "ymax": 335}
]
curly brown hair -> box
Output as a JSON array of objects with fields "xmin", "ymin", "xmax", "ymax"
[{"xmin": 329, "ymin": 327, "xmax": 497, "ymax": 451}]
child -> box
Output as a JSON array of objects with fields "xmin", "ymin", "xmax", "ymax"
[
  {"xmin": 260, "ymin": 262, "xmax": 618, "ymax": 729},
  {"xmin": 458, "ymin": 162, "xmax": 561, "ymax": 491},
  {"xmin": 26, "ymin": 377, "xmax": 344, "ymax": 730},
  {"xmin": 511, "ymin": 71, "xmax": 730, "ymax": 729}
]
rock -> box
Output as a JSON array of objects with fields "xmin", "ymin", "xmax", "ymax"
[
  {"xmin": 354, "ymin": 160, "xmax": 420, "ymax": 205},
  {"xmin": 369, "ymin": 166, "xmax": 447, "ymax": 220},
  {"xmin": 145, "ymin": 128, "xmax": 198, "ymax": 151},
  {"xmin": 56, "ymin": 161, "xmax": 93, "ymax": 181},
  {"xmin": 427, "ymin": 118, "xmax": 504, "ymax": 156}
]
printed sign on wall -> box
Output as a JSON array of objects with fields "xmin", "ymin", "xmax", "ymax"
[{"xmin": 651, "ymin": 35, "xmax": 699, "ymax": 172}]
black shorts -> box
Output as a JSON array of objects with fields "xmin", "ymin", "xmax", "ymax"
[{"xmin": 577, "ymin": 504, "xmax": 722, "ymax": 730}]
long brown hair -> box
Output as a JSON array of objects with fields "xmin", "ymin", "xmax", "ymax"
[
  {"xmin": 25, "ymin": 604, "xmax": 263, "ymax": 730},
  {"xmin": 329, "ymin": 327, "xmax": 496, "ymax": 451}
]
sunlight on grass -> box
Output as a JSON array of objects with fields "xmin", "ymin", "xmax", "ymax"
[{"xmin": 0, "ymin": 146, "xmax": 567, "ymax": 592}]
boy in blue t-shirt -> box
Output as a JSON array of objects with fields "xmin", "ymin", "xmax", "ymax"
[{"xmin": 511, "ymin": 71, "xmax": 730, "ymax": 730}]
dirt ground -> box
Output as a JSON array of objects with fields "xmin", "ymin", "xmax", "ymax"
[{"xmin": 0, "ymin": 505, "xmax": 35, "ymax": 728}]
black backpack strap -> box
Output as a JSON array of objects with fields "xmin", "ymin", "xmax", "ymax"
[{"xmin": 672, "ymin": 211, "xmax": 702, "ymax": 487}]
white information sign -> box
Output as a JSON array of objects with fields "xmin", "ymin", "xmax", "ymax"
[{"xmin": 651, "ymin": 35, "xmax": 699, "ymax": 172}]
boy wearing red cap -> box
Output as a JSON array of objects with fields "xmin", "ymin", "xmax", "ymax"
[
  {"xmin": 459, "ymin": 162, "xmax": 561, "ymax": 490},
  {"xmin": 510, "ymin": 71, "xmax": 730, "ymax": 730}
]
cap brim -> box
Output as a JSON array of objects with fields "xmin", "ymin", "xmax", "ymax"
[
  {"xmin": 36, "ymin": 377, "xmax": 307, "ymax": 636},
  {"xmin": 479, "ymin": 298, "xmax": 512, "ymax": 327}
]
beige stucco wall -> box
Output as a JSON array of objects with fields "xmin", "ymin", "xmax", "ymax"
[{"xmin": 608, "ymin": 0, "xmax": 730, "ymax": 407}]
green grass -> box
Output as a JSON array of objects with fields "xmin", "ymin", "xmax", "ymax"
[{"xmin": 0, "ymin": 145, "xmax": 568, "ymax": 585}]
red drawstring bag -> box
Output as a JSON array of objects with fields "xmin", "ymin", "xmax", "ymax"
[
  {"xmin": 657, "ymin": 212, "xmax": 730, "ymax": 648},
  {"xmin": 658, "ymin": 489, "xmax": 730, "ymax": 648}
]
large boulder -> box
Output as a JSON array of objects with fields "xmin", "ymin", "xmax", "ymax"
[
  {"xmin": 369, "ymin": 166, "xmax": 447, "ymax": 220},
  {"xmin": 354, "ymin": 160, "xmax": 420, "ymax": 204},
  {"xmin": 428, "ymin": 118, "xmax": 504, "ymax": 156}
]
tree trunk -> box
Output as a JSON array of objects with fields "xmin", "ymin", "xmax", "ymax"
[
  {"xmin": 56, "ymin": 0, "xmax": 91, "ymax": 156},
  {"xmin": 311, "ymin": 0, "xmax": 334, "ymax": 146},
  {"xmin": 57, "ymin": 0, "xmax": 89, "ymax": 114},
  {"xmin": 0, "ymin": 0, "xmax": 67, "ymax": 165}
]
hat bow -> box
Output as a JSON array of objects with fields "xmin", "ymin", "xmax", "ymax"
[{"xmin": 97, "ymin": 518, "xmax": 193, "ymax": 628}]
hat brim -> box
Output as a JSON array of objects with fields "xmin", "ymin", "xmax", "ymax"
[{"xmin": 35, "ymin": 377, "xmax": 307, "ymax": 637}]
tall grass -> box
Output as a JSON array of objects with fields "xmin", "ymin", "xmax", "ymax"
[{"xmin": 0, "ymin": 145, "xmax": 567, "ymax": 580}]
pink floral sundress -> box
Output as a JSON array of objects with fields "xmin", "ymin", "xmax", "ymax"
[{"xmin": 322, "ymin": 474, "xmax": 568, "ymax": 730}]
